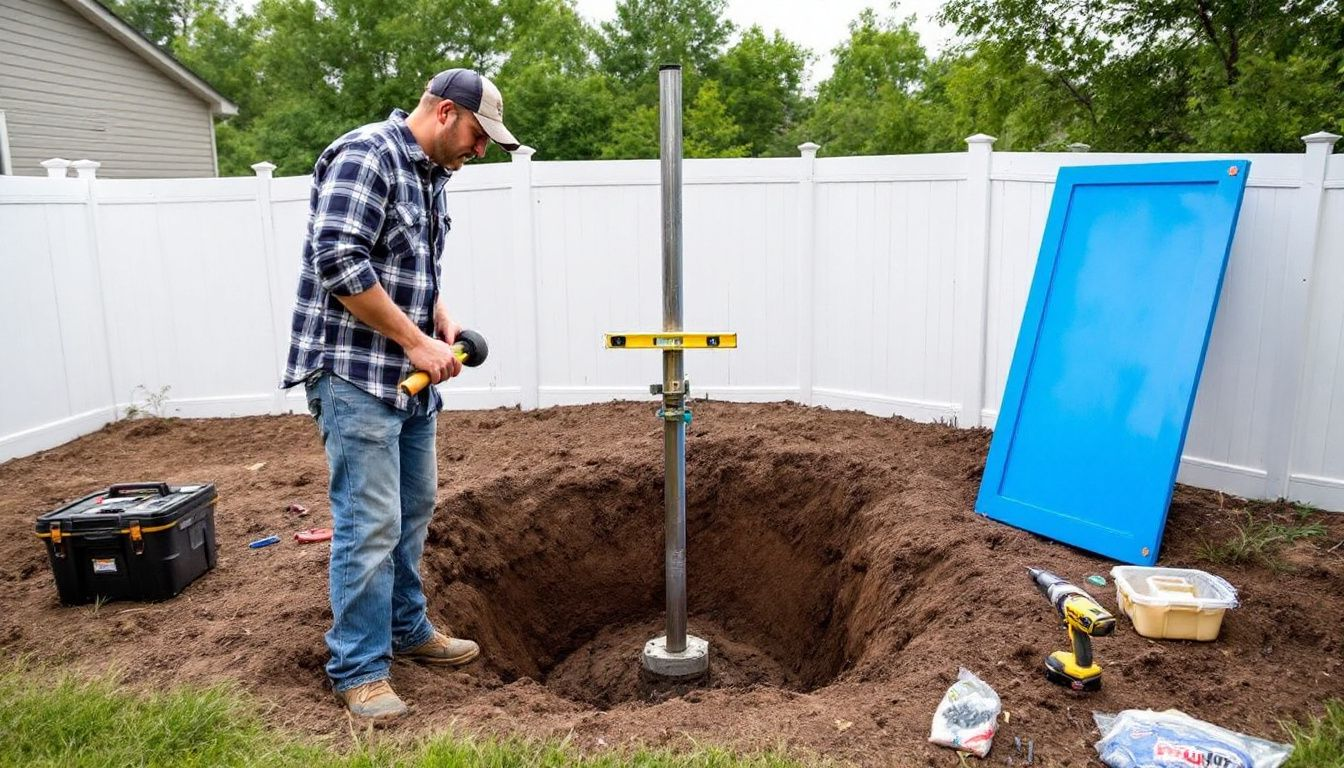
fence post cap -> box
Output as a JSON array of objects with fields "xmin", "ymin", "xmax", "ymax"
[
  {"xmin": 251, "ymin": 161, "xmax": 277, "ymax": 176},
  {"xmin": 40, "ymin": 158, "xmax": 72, "ymax": 177},
  {"xmin": 965, "ymin": 134, "xmax": 997, "ymax": 145},
  {"xmin": 1302, "ymin": 131, "xmax": 1341, "ymax": 146},
  {"xmin": 71, "ymin": 159, "xmax": 101, "ymax": 179}
]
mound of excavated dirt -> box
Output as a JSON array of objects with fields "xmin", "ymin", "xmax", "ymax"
[{"xmin": 1, "ymin": 401, "xmax": 1341, "ymax": 766}]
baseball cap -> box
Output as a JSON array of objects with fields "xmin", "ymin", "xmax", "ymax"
[{"xmin": 428, "ymin": 68, "xmax": 520, "ymax": 151}]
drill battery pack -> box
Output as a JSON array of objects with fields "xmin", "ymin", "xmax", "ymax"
[{"xmin": 35, "ymin": 483, "xmax": 218, "ymax": 605}]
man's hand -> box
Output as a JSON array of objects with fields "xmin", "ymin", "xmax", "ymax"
[
  {"xmin": 333, "ymin": 284, "xmax": 462, "ymax": 384},
  {"xmin": 406, "ymin": 335, "xmax": 462, "ymax": 384},
  {"xmin": 434, "ymin": 301, "xmax": 462, "ymax": 345}
]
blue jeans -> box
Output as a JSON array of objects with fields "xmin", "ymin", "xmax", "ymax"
[{"xmin": 305, "ymin": 373, "xmax": 438, "ymax": 692}]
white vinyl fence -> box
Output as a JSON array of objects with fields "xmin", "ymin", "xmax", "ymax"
[{"xmin": 2, "ymin": 134, "xmax": 1342, "ymax": 512}]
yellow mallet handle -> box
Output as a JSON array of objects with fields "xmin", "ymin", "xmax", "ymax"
[
  {"xmin": 397, "ymin": 329, "xmax": 489, "ymax": 396},
  {"xmin": 399, "ymin": 347, "xmax": 469, "ymax": 396}
]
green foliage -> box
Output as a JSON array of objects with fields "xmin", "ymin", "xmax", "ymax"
[
  {"xmin": 497, "ymin": 66, "xmax": 622, "ymax": 161},
  {"xmin": 921, "ymin": 43, "xmax": 1078, "ymax": 151},
  {"xmin": 602, "ymin": 103, "xmax": 660, "ymax": 159},
  {"xmin": 938, "ymin": 0, "xmax": 1344, "ymax": 151},
  {"xmin": 1283, "ymin": 700, "xmax": 1344, "ymax": 768},
  {"xmin": 1196, "ymin": 504, "xmax": 1326, "ymax": 570},
  {"xmin": 717, "ymin": 27, "xmax": 810, "ymax": 156},
  {"xmin": 105, "ymin": 0, "xmax": 222, "ymax": 48},
  {"xmin": 106, "ymin": 0, "xmax": 1342, "ymax": 172},
  {"xmin": 594, "ymin": 0, "xmax": 735, "ymax": 86},
  {"xmin": 1188, "ymin": 50, "xmax": 1344, "ymax": 152},
  {"xmin": 0, "ymin": 664, "xmax": 814, "ymax": 767},
  {"xmin": 803, "ymin": 10, "xmax": 932, "ymax": 156},
  {"xmin": 684, "ymin": 80, "xmax": 748, "ymax": 158}
]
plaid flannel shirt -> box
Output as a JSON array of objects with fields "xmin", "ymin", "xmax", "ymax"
[{"xmin": 281, "ymin": 110, "xmax": 453, "ymax": 412}]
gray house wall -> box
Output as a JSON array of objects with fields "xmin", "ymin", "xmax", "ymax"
[{"xmin": 0, "ymin": 0, "xmax": 219, "ymax": 178}]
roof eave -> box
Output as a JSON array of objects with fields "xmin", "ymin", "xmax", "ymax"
[{"xmin": 60, "ymin": 0, "xmax": 240, "ymax": 117}]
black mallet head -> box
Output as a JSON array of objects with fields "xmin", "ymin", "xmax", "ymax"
[{"xmin": 456, "ymin": 329, "xmax": 489, "ymax": 367}]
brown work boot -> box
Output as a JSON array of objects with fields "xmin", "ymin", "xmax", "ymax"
[
  {"xmin": 336, "ymin": 679, "xmax": 408, "ymax": 722},
  {"xmin": 398, "ymin": 630, "xmax": 480, "ymax": 666}
]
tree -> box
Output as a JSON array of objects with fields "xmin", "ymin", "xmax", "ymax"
[
  {"xmin": 601, "ymin": 103, "xmax": 658, "ymax": 159},
  {"xmin": 226, "ymin": 0, "xmax": 538, "ymax": 173},
  {"xmin": 717, "ymin": 26, "xmax": 809, "ymax": 156},
  {"xmin": 594, "ymin": 0, "xmax": 735, "ymax": 85},
  {"xmin": 497, "ymin": 65, "xmax": 621, "ymax": 161},
  {"xmin": 106, "ymin": 0, "xmax": 223, "ymax": 49},
  {"xmin": 684, "ymin": 80, "xmax": 748, "ymax": 157},
  {"xmin": 938, "ymin": 0, "xmax": 1344, "ymax": 150},
  {"xmin": 920, "ymin": 42, "xmax": 1081, "ymax": 151},
  {"xmin": 802, "ymin": 9, "xmax": 932, "ymax": 156}
]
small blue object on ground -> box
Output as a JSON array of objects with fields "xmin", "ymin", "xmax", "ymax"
[{"xmin": 248, "ymin": 535, "xmax": 280, "ymax": 549}]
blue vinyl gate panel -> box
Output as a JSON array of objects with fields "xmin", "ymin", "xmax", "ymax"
[{"xmin": 976, "ymin": 160, "xmax": 1250, "ymax": 565}]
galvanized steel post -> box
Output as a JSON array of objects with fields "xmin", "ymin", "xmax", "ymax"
[{"xmin": 659, "ymin": 64, "xmax": 688, "ymax": 654}]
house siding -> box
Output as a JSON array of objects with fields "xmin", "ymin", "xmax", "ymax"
[{"xmin": 0, "ymin": 0, "xmax": 218, "ymax": 178}]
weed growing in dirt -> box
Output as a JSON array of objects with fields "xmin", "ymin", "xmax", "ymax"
[
  {"xmin": 0, "ymin": 663, "xmax": 816, "ymax": 768},
  {"xmin": 123, "ymin": 384, "xmax": 173, "ymax": 420},
  {"xmin": 1282, "ymin": 700, "xmax": 1344, "ymax": 767},
  {"xmin": 1196, "ymin": 502, "xmax": 1326, "ymax": 570}
]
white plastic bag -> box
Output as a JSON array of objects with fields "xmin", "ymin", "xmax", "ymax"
[
  {"xmin": 1093, "ymin": 709, "xmax": 1292, "ymax": 768},
  {"xmin": 929, "ymin": 668, "xmax": 1001, "ymax": 757}
]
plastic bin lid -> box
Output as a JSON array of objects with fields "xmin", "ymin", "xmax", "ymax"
[{"xmin": 1110, "ymin": 565, "xmax": 1239, "ymax": 609}]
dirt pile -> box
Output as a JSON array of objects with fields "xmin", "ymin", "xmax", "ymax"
[{"xmin": 1, "ymin": 401, "xmax": 1341, "ymax": 766}]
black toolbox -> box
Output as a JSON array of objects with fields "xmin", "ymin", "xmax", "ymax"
[{"xmin": 35, "ymin": 482, "xmax": 218, "ymax": 605}]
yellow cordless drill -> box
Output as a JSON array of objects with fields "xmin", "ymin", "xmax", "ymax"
[{"xmin": 1028, "ymin": 567, "xmax": 1116, "ymax": 692}]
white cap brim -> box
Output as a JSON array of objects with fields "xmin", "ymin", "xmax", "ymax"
[{"xmin": 476, "ymin": 112, "xmax": 519, "ymax": 152}]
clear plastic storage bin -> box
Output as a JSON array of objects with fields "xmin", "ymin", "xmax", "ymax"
[{"xmin": 1109, "ymin": 566, "xmax": 1239, "ymax": 641}]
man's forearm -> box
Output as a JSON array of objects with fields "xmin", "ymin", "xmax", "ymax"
[{"xmin": 334, "ymin": 284, "xmax": 428, "ymax": 353}]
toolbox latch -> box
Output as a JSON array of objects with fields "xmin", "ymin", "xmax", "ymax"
[
  {"xmin": 129, "ymin": 521, "xmax": 144, "ymax": 555},
  {"xmin": 49, "ymin": 523, "xmax": 66, "ymax": 558}
]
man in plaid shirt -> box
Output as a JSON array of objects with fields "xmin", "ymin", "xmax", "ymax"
[{"xmin": 281, "ymin": 68, "xmax": 519, "ymax": 722}]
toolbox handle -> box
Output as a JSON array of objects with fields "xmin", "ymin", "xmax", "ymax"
[{"xmin": 107, "ymin": 482, "xmax": 172, "ymax": 498}]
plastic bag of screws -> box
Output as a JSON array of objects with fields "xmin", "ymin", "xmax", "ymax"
[{"xmin": 929, "ymin": 668, "xmax": 1001, "ymax": 757}]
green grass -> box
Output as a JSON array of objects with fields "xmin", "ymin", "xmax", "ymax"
[
  {"xmin": 1284, "ymin": 701, "xmax": 1344, "ymax": 768},
  {"xmin": 3, "ymin": 664, "xmax": 1339, "ymax": 766},
  {"xmin": 0, "ymin": 664, "xmax": 810, "ymax": 768},
  {"xmin": 1196, "ymin": 502, "xmax": 1327, "ymax": 569}
]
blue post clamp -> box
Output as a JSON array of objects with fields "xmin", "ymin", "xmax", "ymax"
[{"xmin": 656, "ymin": 407, "xmax": 693, "ymax": 424}]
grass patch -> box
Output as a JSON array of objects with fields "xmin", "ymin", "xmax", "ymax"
[
  {"xmin": 1196, "ymin": 501, "xmax": 1326, "ymax": 569},
  {"xmin": 0, "ymin": 664, "xmax": 811, "ymax": 768},
  {"xmin": 1284, "ymin": 700, "xmax": 1344, "ymax": 768},
  {"xmin": 3, "ymin": 662, "xmax": 1338, "ymax": 766}
]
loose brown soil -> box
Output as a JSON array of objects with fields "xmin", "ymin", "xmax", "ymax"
[{"xmin": 1, "ymin": 402, "xmax": 1341, "ymax": 766}]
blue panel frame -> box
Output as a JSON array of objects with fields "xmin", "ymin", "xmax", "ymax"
[{"xmin": 977, "ymin": 160, "xmax": 1250, "ymax": 565}]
